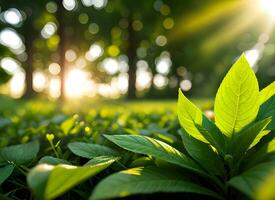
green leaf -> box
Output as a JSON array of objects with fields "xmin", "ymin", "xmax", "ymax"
[
  {"xmin": 177, "ymin": 89, "xmax": 205, "ymax": 142},
  {"xmin": 105, "ymin": 135, "xmax": 205, "ymax": 176},
  {"xmin": 129, "ymin": 156, "xmax": 154, "ymax": 167},
  {"xmin": 256, "ymin": 95, "xmax": 275, "ymax": 130},
  {"xmin": 229, "ymin": 117, "xmax": 271, "ymax": 159},
  {"xmin": 27, "ymin": 157, "xmax": 117, "ymax": 200},
  {"xmin": 39, "ymin": 156, "xmax": 71, "ymax": 165},
  {"xmin": 85, "ymin": 156, "xmax": 120, "ymax": 166},
  {"xmin": 68, "ymin": 142, "xmax": 118, "ymax": 159},
  {"xmin": 0, "ymin": 141, "xmax": 39, "ymax": 165},
  {"xmin": 61, "ymin": 116, "xmax": 76, "ymax": 135},
  {"xmin": 255, "ymin": 168, "xmax": 275, "ymax": 200},
  {"xmin": 90, "ymin": 167, "xmax": 222, "ymax": 200},
  {"xmin": 214, "ymin": 54, "xmax": 260, "ymax": 136},
  {"xmin": 259, "ymin": 81, "xmax": 275, "ymax": 105},
  {"xmin": 195, "ymin": 116, "xmax": 227, "ymax": 155},
  {"xmin": 242, "ymin": 133, "xmax": 275, "ymax": 169},
  {"xmin": 228, "ymin": 161, "xmax": 275, "ymax": 199},
  {"xmin": 179, "ymin": 129, "xmax": 225, "ymax": 176},
  {"xmin": 0, "ymin": 164, "xmax": 14, "ymax": 184}
]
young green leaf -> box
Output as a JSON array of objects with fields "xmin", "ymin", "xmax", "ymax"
[
  {"xmin": 256, "ymin": 95, "xmax": 275, "ymax": 131},
  {"xmin": 90, "ymin": 167, "xmax": 223, "ymax": 200},
  {"xmin": 195, "ymin": 115, "xmax": 227, "ymax": 155},
  {"xmin": 229, "ymin": 117, "xmax": 271, "ymax": 159},
  {"xmin": 0, "ymin": 141, "xmax": 39, "ymax": 165},
  {"xmin": 177, "ymin": 89, "xmax": 206, "ymax": 142},
  {"xmin": 179, "ymin": 129, "xmax": 225, "ymax": 176},
  {"xmin": 242, "ymin": 133, "xmax": 275, "ymax": 169},
  {"xmin": 214, "ymin": 55, "xmax": 260, "ymax": 136},
  {"xmin": 259, "ymin": 81, "xmax": 275, "ymax": 105},
  {"xmin": 104, "ymin": 135, "xmax": 206, "ymax": 176},
  {"xmin": 85, "ymin": 156, "xmax": 120, "ymax": 166},
  {"xmin": 68, "ymin": 142, "xmax": 118, "ymax": 159},
  {"xmin": 27, "ymin": 157, "xmax": 117, "ymax": 200},
  {"xmin": 39, "ymin": 156, "xmax": 71, "ymax": 165},
  {"xmin": 61, "ymin": 116, "xmax": 76, "ymax": 135},
  {"xmin": 0, "ymin": 164, "xmax": 14, "ymax": 184},
  {"xmin": 228, "ymin": 161, "xmax": 275, "ymax": 199}
]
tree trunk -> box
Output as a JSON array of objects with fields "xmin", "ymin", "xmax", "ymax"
[
  {"xmin": 22, "ymin": 20, "xmax": 35, "ymax": 99},
  {"xmin": 56, "ymin": 0, "xmax": 66, "ymax": 101},
  {"xmin": 127, "ymin": 18, "xmax": 137, "ymax": 99}
]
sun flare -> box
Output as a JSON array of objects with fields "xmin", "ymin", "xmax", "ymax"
[{"xmin": 260, "ymin": 0, "xmax": 275, "ymax": 19}]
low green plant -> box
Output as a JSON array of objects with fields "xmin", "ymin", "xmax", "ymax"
[{"xmin": 91, "ymin": 55, "xmax": 275, "ymax": 200}]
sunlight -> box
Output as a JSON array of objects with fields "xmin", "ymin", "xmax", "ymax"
[
  {"xmin": 245, "ymin": 49, "xmax": 260, "ymax": 68},
  {"xmin": 65, "ymin": 69, "xmax": 90, "ymax": 98},
  {"xmin": 49, "ymin": 77, "xmax": 61, "ymax": 99},
  {"xmin": 153, "ymin": 74, "xmax": 168, "ymax": 89},
  {"xmin": 85, "ymin": 43, "xmax": 103, "ymax": 61},
  {"xmin": 0, "ymin": 57, "xmax": 21, "ymax": 74},
  {"xmin": 10, "ymin": 71, "xmax": 25, "ymax": 98},
  {"xmin": 116, "ymin": 73, "xmax": 128, "ymax": 94},
  {"xmin": 102, "ymin": 58, "xmax": 119, "ymax": 75},
  {"xmin": 180, "ymin": 80, "xmax": 192, "ymax": 91},
  {"xmin": 65, "ymin": 49, "xmax": 77, "ymax": 62},
  {"xmin": 136, "ymin": 60, "xmax": 152, "ymax": 91},
  {"xmin": 33, "ymin": 71, "xmax": 47, "ymax": 92},
  {"xmin": 156, "ymin": 56, "xmax": 171, "ymax": 75},
  {"xmin": 3, "ymin": 8, "xmax": 22, "ymax": 25},
  {"xmin": 93, "ymin": 0, "xmax": 107, "ymax": 9},
  {"xmin": 41, "ymin": 22, "xmax": 57, "ymax": 39},
  {"xmin": 200, "ymin": 8, "xmax": 260, "ymax": 54},
  {"xmin": 48, "ymin": 63, "xmax": 61, "ymax": 75},
  {"xmin": 260, "ymin": 0, "xmax": 275, "ymax": 19},
  {"xmin": 169, "ymin": 0, "xmax": 246, "ymax": 41},
  {"xmin": 63, "ymin": 0, "xmax": 77, "ymax": 11},
  {"xmin": 0, "ymin": 28, "xmax": 25, "ymax": 54}
]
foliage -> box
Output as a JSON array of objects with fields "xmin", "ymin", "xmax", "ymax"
[
  {"xmin": 92, "ymin": 55, "xmax": 275, "ymax": 200},
  {"xmin": 0, "ymin": 55, "xmax": 274, "ymax": 199}
]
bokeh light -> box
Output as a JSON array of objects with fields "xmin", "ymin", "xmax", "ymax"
[
  {"xmin": 48, "ymin": 63, "xmax": 61, "ymax": 75},
  {"xmin": 3, "ymin": 8, "xmax": 22, "ymax": 25}
]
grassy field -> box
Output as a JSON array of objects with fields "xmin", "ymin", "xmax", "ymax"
[{"xmin": 0, "ymin": 95, "xmax": 214, "ymax": 199}]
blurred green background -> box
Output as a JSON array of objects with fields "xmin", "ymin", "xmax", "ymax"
[{"xmin": 0, "ymin": 0, "xmax": 274, "ymax": 101}]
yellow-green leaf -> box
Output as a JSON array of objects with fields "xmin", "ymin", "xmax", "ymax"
[
  {"xmin": 177, "ymin": 89, "xmax": 206, "ymax": 142},
  {"xmin": 259, "ymin": 81, "xmax": 275, "ymax": 105},
  {"xmin": 214, "ymin": 54, "xmax": 259, "ymax": 136},
  {"xmin": 27, "ymin": 157, "xmax": 117, "ymax": 200}
]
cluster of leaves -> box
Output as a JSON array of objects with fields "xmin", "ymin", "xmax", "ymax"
[{"xmin": 0, "ymin": 55, "xmax": 274, "ymax": 200}]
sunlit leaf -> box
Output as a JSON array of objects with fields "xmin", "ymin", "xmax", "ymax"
[
  {"xmin": 177, "ymin": 89, "xmax": 205, "ymax": 142},
  {"xmin": 259, "ymin": 81, "xmax": 275, "ymax": 105},
  {"xmin": 214, "ymin": 55, "xmax": 259, "ymax": 136},
  {"xmin": 242, "ymin": 133, "xmax": 275, "ymax": 169},
  {"xmin": 229, "ymin": 117, "xmax": 271, "ymax": 159},
  {"xmin": 27, "ymin": 157, "xmax": 117, "ymax": 200},
  {"xmin": 256, "ymin": 95, "xmax": 275, "ymax": 131},
  {"xmin": 39, "ymin": 156, "xmax": 71, "ymax": 165},
  {"xmin": 68, "ymin": 142, "xmax": 118, "ymax": 159},
  {"xmin": 105, "ymin": 134, "xmax": 206, "ymax": 176},
  {"xmin": 90, "ymin": 167, "xmax": 222, "ymax": 200},
  {"xmin": 61, "ymin": 116, "xmax": 76, "ymax": 135}
]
